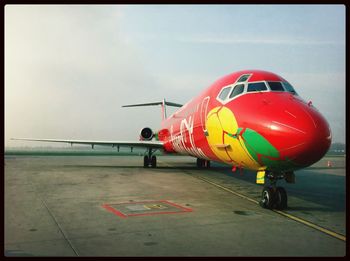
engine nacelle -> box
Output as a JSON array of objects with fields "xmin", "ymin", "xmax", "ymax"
[{"xmin": 139, "ymin": 127, "xmax": 154, "ymax": 141}]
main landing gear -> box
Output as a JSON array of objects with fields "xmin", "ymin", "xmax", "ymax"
[
  {"xmin": 143, "ymin": 148, "xmax": 157, "ymax": 168},
  {"xmin": 196, "ymin": 158, "xmax": 211, "ymax": 168},
  {"xmin": 259, "ymin": 171, "xmax": 290, "ymax": 210}
]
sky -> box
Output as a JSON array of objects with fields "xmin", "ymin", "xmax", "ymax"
[{"xmin": 5, "ymin": 5, "xmax": 345, "ymax": 147}]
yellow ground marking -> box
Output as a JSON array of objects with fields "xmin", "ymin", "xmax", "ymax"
[
  {"xmin": 144, "ymin": 204, "xmax": 167, "ymax": 210},
  {"xmin": 196, "ymin": 176, "xmax": 259, "ymax": 205},
  {"xmin": 158, "ymin": 160, "xmax": 346, "ymax": 242},
  {"xmin": 272, "ymin": 209, "xmax": 346, "ymax": 242}
]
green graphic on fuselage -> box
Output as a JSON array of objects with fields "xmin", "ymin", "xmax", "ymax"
[
  {"xmin": 234, "ymin": 127, "xmax": 298, "ymax": 171},
  {"xmin": 238, "ymin": 128, "xmax": 279, "ymax": 160}
]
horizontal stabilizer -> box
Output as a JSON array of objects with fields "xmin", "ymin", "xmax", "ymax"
[
  {"xmin": 122, "ymin": 99, "xmax": 182, "ymax": 120},
  {"xmin": 122, "ymin": 101, "xmax": 182, "ymax": 108}
]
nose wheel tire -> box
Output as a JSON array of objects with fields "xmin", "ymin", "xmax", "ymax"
[
  {"xmin": 259, "ymin": 186, "xmax": 288, "ymax": 210},
  {"xmin": 259, "ymin": 187, "xmax": 274, "ymax": 209},
  {"xmin": 275, "ymin": 187, "xmax": 287, "ymax": 210}
]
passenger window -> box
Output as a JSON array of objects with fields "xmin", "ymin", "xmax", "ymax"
[
  {"xmin": 218, "ymin": 86, "xmax": 232, "ymax": 101},
  {"xmin": 282, "ymin": 82, "xmax": 297, "ymax": 94},
  {"xmin": 268, "ymin": 82, "xmax": 284, "ymax": 91},
  {"xmin": 229, "ymin": 84, "xmax": 245, "ymax": 98},
  {"xmin": 237, "ymin": 74, "xmax": 251, "ymax": 82},
  {"xmin": 247, "ymin": 82, "xmax": 267, "ymax": 92}
]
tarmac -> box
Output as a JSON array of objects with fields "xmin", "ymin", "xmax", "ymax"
[{"xmin": 4, "ymin": 154, "xmax": 346, "ymax": 256}]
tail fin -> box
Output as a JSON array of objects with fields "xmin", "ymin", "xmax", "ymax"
[{"xmin": 122, "ymin": 98, "xmax": 182, "ymax": 120}]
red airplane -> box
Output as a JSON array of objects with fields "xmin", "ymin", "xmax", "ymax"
[{"xmin": 13, "ymin": 70, "xmax": 331, "ymax": 210}]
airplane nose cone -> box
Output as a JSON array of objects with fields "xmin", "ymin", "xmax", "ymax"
[{"xmin": 269, "ymin": 97, "xmax": 331, "ymax": 168}]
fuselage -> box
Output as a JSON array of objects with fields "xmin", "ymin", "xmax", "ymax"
[{"xmin": 157, "ymin": 70, "xmax": 331, "ymax": 172}]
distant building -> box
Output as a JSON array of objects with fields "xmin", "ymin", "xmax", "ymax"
[{"xmin": 327, "ymin": 143, "xmax": 346, "ymax": 155}]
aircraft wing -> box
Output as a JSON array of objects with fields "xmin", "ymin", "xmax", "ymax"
[{"xmin": 11, "ymin": 138, "xmax": 164, "ymax": 149}]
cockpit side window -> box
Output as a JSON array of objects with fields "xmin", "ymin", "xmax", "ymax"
[
  {"xmin": 229, "ymin": 84, "xmax": 245, "ymax": 98},
  {"xmin": 268, "ymin": 81, "xmax": 284, "ymax": 91},
  {"xmin": 218, "ymin": 86, "xmax": 232, "ymax": 101},
  {"xmin": 282, "ymin": 81, "xmax": 297, "ymax": 95},
  {"xmin": 247, "ymin": 82, "xmax": 267, "ymax": 92},
  {"xmin": 237, "ymin": 74, "xmax": 251, "ymax": 82}
]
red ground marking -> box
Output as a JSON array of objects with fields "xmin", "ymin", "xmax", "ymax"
[
  {"xmin": 102, "ymin": 204, "xmax": 127, "ymax": 218},
  {"xmin": 162, "ymin": 200, "xmax": 193, "ymax": 212},
  {"xmin": 102, "ymin": 200, "xmax": 193, "ymax": 218}
]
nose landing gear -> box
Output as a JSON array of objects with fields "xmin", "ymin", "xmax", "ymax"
[
  {"xmin": 260, "ymin": 186, "xmax": 287, "ymax": 210},
  {"xmin": 259, "ymin": 172, "xmax": 288, "ymax": 210}
]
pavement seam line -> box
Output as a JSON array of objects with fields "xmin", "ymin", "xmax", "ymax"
[
  {"xmin": 25, "ymin": 172, "xmax": 81, "ymax": 256},
  {"xmin": 159, "ymin": 160, "xmax": 346, "ymax": 242},
  {"xmin": 41, "ymin": 199, "xmax": 80, "ymax": 256}
]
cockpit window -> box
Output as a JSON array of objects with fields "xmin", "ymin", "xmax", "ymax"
[
  {"xmin": 229, "ymin": 84, "xmax": 245, "ymax": 98},
  {"xmin": 268, "ymin": 81, "xmax": 284, "ymax": 91},
  {"xmin": 237, "ymin": 74, "xmax": 251, "ymax": 82},
  {"xmin": 247, "ymin": 82, "xmax": 267, "ymax": 92},
  {"xmin": 282, "ymin": 81, "xmax": 297, "ymax": 94},
  {"xmin": 218, "ymin": 86, "xmax": 232, "ymax": 101},
  {"xmin": 217, "ymin": 79, "xmax": 298, "ymax": 103}
]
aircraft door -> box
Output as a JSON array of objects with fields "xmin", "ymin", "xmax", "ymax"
[{"xmin": 200, "ymin": 96, "xmax": 210, "ymax": 136}]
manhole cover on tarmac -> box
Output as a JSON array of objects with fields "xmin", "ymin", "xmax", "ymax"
[{"xmin": 102, "ymin": 200, "xmax": 192, "ymax": 218}]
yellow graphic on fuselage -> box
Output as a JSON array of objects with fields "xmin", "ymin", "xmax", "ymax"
[{"xmin": 205, "ymin": 106, "xmax": 261, "ymax": 169}]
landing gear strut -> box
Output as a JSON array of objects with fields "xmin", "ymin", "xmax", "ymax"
[
  {"xmin": 259, "ymin": 172, "xmax": 288, "ymax": 210},
  {"xmin": 196, "ymin": 158, "xmax": 210, "ymax": 168},
  {"xmin": 143, "ymin": 148, "xmax": 157, "ymax": 168}
]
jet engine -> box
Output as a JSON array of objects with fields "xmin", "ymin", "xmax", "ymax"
[{"xmin": 139, "ymin": 127, "xmax": 154, "ymax": 141}]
